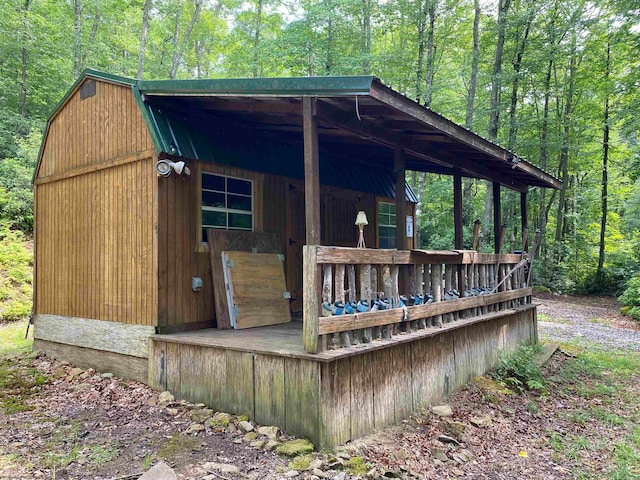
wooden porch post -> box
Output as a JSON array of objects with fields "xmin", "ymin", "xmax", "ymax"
[
  {"xmin": 303, "ymin": 96, "xmax": 321, "ymax": 245},
  {"xmin": 453, "ymin": 171, "xmax": 465, "ymax": 296},
  {"xmin": 395, "ymin": 147, "xmax": 409, "ymax": 294},
  {"xmin": 453, "ymin": 172, "xmax": 463, "ymax": 249},
  {"xmin": 302, "ymin": 97, "xmax": 321, "ymax": 353},
  {"xmin": 520, "ymin": 190, "xmax": 528, "ymax": 252},
  {"xmin": 493, "ymin": 182, "xmax": 501, "ymax": 254},
  {"xmin": 394, "ymin": 147, "xmax": 408, "ymax": 251}
]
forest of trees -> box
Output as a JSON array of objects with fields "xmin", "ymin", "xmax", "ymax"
[{"xmin": 0, "ymin": 0, "xmax": 639, "ymax": 298}]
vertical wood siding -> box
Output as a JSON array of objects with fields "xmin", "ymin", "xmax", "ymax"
[
  {"xmin": 35, "ymin": 79, "xmax": 157, "ymax": 326},
  {"xmin": 35, "ymin": 158, "xmax": 156, "ymax": 325},
  {"xmin": 38, "ymin": 80, "xmax": 153, "ymax": 178}
]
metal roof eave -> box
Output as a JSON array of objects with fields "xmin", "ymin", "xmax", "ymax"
[{"xmin": 138, "ymin": 76, "xmax": 375, "ymax": 97}]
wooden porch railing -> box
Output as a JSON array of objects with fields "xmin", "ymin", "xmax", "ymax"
[{"xmin": 302, "ymin": 246, "xmax": 532, "ymax": 353}]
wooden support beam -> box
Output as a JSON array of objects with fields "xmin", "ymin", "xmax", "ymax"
[
  {"xmin": 520, "ymin": 191, "xmax": 528, "ymax": 252},
  {"xmin": 303, "ymin": 245, "xmax": 320, "ymax": 353},
  {"xmin": 453, "ymin": 172, "xmax": 463, "ymax": 250},
  {"xmin": 303, "ymin": 96, "xmax": 321, "ymax": 245},
  {"xmin": 369, "ymin": 84, "xmax": 562, "ymax": 190},
  {"xmin": 315, "ymin": 101, "xmax": 529, "ymax": 192},
  {"xmin": 394, "ymin": 147, "xmax": 409, "ymax": 295},
  {"xmin": 493, "ymin": 182, "xmax": 501, "ymax": 254},
  {"xmin": 394, "ymin": 148, "xmax": 408, "ymax": 250}
]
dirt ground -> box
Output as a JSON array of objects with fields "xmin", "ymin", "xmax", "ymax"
[{"xmin": 1, "ymin": 295, "xmax": 639, "ymax": 479}]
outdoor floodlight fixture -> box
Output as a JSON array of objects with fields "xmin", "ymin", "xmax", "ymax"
[
  {"xmin": 156, "ymin": 159, "xmax": 191, "ymax": 177},
  {"xmin": 355, "ymin": 210, "xmax": 368, "ymax": 249}
]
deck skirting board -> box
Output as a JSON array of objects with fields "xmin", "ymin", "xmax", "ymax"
[
  {"xmin": 150, "ymin": 308, "xmax": 537, "ymax": 449},
  {"xmin": 34, "ymin": 339, "xmax": 148, "ymax": 383},
  {"xmin": 34, "ymin": 314, "xmax": 155, "ymax": 358}
]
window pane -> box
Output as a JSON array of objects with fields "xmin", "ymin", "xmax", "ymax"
[
  {"xmin": 227, "ymin": 194, "xmax": 251, "ymax": 212},
  {"xmin": 202, "ymin": 210, "xmax": 226, "ymax": 227},
  {"xmin": 202, "ymin": 191, "xmax": 225, "ymax": 208},
  {"xmin": 389, "ymin": 214, "xmax": 396, "ymax": 225},
  {"xmin": 202, "ymin": 173, "xmax": 225, "ymax": 191},
  {"xmin": 380, "ymin": 202, "xmax": 390, "ymax": 214},
  {"xmin": 379, "ymin": 226, "xmax": 396, "ymax": 238},
  {"xmin": 227, "ymin": 178, "xmax": 252, "ymax": 195},
  {"xmin": 388, "ymin": 204, "xmax": 396, "ymax": 214},
  {"xmin": 229, "ymin": 213, "xmax": 252, "ymax": 230},
  {"xmin": 379, "ymin": 236, "xmax": 397, "ymax": 249}
]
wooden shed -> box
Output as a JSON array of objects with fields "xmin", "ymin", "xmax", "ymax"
[{"xmin": 33, "ymin": 69, "xmax": 560, "ymax": 448}]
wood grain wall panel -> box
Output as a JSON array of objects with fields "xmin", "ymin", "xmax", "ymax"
[
  {"xmin": 38, "ymin": 80, "xmax": 153, "ymax": 178},
  {"xmin": 35, "ymin": 159, "xmax": 156, "ymax": 325}
]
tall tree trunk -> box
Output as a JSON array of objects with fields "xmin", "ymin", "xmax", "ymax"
[
  {"xmin": 537, "ymin": 55, "xmax": 553, "ymax": 235},
  {"xmin": 597, "ymin": 39, "xmax": 611, "ymax": 278},
  {"xmin": 361, "ymin": 0, "xmax": 372, "ymax": 73},
  {"xmin": 415, "ymin": 1, "xmax": 427, "ymax": 103},
  {"xmin": 19, "ymin": 0, "xmax": 32, "ymax": 118},
  {"xmin": 488, "ymin": 0, "xmax": 511, "ymax": 141},
  {"xmin": 507, "ymin": 2, "xmax": 534, "ymax": 150},
  {"xmin": 169, "ymin": 5, "xmax": 182, "ymax": 79},
  {"xmin": 462, "ymin": 0, "xmax": 481, "ymax": 223},
  {"xmin": 252, "ymin": 0, "xmax": 263, "ymax": 77},
  {"xmin": 465, "ymin": 0, "xmax": 480, "ymax": 129},
  {"xmin": 484, "ymin": 0, "xmax": 510, "ymax": 244},
  {"xmin": 554, "ymin": 32, "xmax": 577, "ymax": 242},
  {"xmin": 73, "ymin": 0, "xmax": 83, "ymax": 77},
  {"xmin": 137, "ymin": 0, "xmax": 153, "ymax": 79},
  {"xmin": 171, "ymin": 0, "xmax": 202, "ymax": 79},
  {"xmin": 424, "ymin": 0, "xmax": 437, "ymax": 107},
  {"xmin": 325, "ymin": 0, "xmax": 333, "ymax": 74},
  {"xmin": 81, "ymin": 2, "xmax": 101, "ymax": 69}
]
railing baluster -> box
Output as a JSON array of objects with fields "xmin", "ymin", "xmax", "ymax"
[
  {"xmin": 359, "ymin": 264, "xmax": 373, "ymax": 343},
  {"xmin": 371, "ymin": 266, "xmax": 381, "ymax": 339},
  {"xmin": 431, "ymin": 263, "xmax": 443, "ymax": 327},
  {"xmin": 382, "ymin": 265, "xmax": 393, "ymax": 338},
  {"xmin": 322, "ymin": 265, "xmax": 333, "ymax": 306}
]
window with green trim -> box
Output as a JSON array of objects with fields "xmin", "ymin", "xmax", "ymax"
[
  {"xmin": 201, "ymin": 172, "xmax": 253, "ymax": 242},
  {"xmin": 378, "ymin": 201, "xmax": 396, "ymax": 249}
]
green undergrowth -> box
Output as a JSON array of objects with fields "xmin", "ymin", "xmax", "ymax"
[
  {"xmin": 0, "ymin": 319, "xmax": 32, "ymax": 357},
  {"xmin": 0, "ymin": 225, "xmax": 32, "ymax": 322},
  {"xmin": 492, "ymin": 344, "xmax": 545, "ymax": 393},
  {"xmin": 0, "ymin": 318, "xmax": 38, "ymax": 414},
  {"xmin": 552, "ymin": 347, "xmax": 640, "ymax": 479}
]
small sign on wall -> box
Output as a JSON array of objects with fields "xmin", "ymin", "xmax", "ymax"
[{"xmin": 406, "ymin": 215, "xmax": 413, "ymax": 238}]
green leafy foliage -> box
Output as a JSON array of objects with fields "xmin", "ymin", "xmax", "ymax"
[
  {"xmin": 492, "ymin": 345, "xmax": 545, "ymax": 394},
  {"xmin": 0, "ymin": 224, "xmax": 32, "ymax": 322},
  {"xmin": 619, "ymin": 275, "xmax": 640, "ymax": 321}
]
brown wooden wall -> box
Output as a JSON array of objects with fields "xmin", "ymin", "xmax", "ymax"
[
  {"xmin": 35, "ymin": 158, "xmax": 157, "ymax": 325},
  {"xmin": 35, "ymin": 78, "xmax": 157, "ymax": 325},
  {"xmin": 37, "ymin": 79, "xmax": 153, "ymax": 178},
  {"xmin": 158, "ymin": 160, "xmax": 415, "ymax": 327}
]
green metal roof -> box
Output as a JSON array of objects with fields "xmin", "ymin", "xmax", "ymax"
[{"xmin": 137, "ymin": 76, "xmax": 375, "ymax": 96}]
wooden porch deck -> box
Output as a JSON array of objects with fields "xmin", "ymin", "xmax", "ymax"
[{"xmin": 152, "ymin": 303, "xmax": 537, "ymax": 362}]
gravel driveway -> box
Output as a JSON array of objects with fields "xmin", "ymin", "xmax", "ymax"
[{"xmin": 535, "ymin": 293, "xmax": 640, "ymax": 351}]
